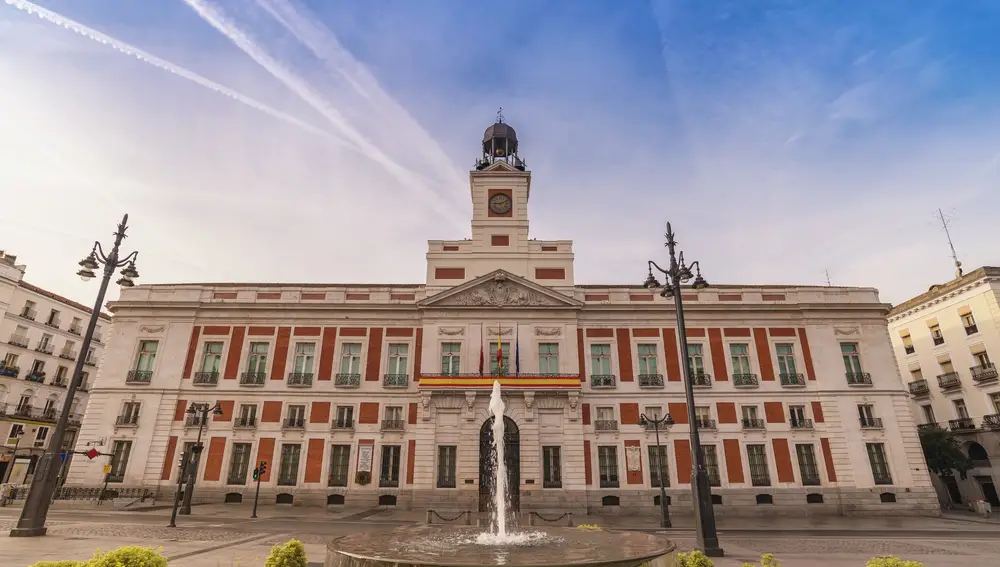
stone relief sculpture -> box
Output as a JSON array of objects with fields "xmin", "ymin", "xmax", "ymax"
[
  {"xmin": 534, "ymin": 327, "xmax": 562, "ymax": 336},
  {"xmin": 451, "ymin": 272, "xmax": 557, "ymax": 307},
  {"xmin": 834, "ymin": 327, "xmax": 860, "ymax": 336},
  {"xmin": 139, "ymin": 325, "xmax": 166, "ymax": 334},
  {"xmin": 438, "ymin": 327, "xmax": 465, "ymax": 336}
]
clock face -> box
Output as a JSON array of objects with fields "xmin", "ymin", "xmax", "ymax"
[{"xmin": 489, "ymin": 193, "xmax": 512, "ymax": 215}]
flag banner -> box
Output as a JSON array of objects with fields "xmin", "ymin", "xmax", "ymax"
[
  {"xmin": 479, "ymin": 324, "xmax": 485, "ymax": 376},
  {"xmin": 515, "ymin": 325, "xmax": 520, "ymax": 375}
]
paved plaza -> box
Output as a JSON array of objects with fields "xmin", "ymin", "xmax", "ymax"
[{"xmin": 0, "ymin": 505, "xmax": 997, "ymax": 566}]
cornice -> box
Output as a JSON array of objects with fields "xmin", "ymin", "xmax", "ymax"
[{"xmin": 888, "ymin": 277, "xmax": 998, "ymax": 323}]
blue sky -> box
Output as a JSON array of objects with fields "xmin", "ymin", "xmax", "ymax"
[{"xmin": 1, "ymin": 0, "xmax": 998, "ymax": 306}]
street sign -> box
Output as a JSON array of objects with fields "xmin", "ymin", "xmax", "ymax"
[
  {"xmin": 86, "ymin": 448, "xmax": 100, "ymax": 460},
  {"xmin": 103, "ymin": 464, "xmax": 112, "ymax": 474}
]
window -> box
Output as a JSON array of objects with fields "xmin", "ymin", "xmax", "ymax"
[
  {"xmin": 201, "ymin": 342, "xmax": 223, "ymax": 373},
  {"xmin": 747, "ymin": 444, "xmax": 770, "ymax": 486},
  {"xmin": 796, "ymin": 444, "xmax": 820, "ymax": 485},
  {"xmin": 47, "ymin": 309, "xmax": 60, "ymax": 326},
  {"xmin": 866, "ymin": 443, "xmax": 892, "ymax": 484},
  {"xmin": 595, "ymin": 406, "xmax": 615, "ymax": 423},
  {"xmin": 742, "ymin": 405, "xmax": 759, "ymax": 421},
  {"xmin": 55, "ymin": 366, "xmax": 67, "ymax": 381},
  {"xmin": 293, "ymin": 343, "xmax": 315, "ymax": 374},
  {"xmin": 702, "ymin": 445, "xmax": 721, "ymax": 486},
  {"xmin": 277, "ymin": 444, "xmax": 301, "ymax": 485},
  {"xmin": 21, "ymin": 300, "xmax": 36, "ymax": 318},
  {"xmin": 929, "ymin": 324, "xmax": 944, "ymax": 345},
  {"xmin": 39, "ymin": 333, "xmax": 53, "ymax": 349},
  {"xmin": 31, "ymin": 360, "xmax": 45, "ymax": 375},
  {"xmin": 921, "ymin": 404, "xmax": 935, "ymax": 424},
  {"xmin": 135, "ymin": 340, "xmax": 157, "ymax": 371},
  {"xmin": 380, "ymin": 445, "xmax": 401, "ymax": 487},
  {"xmin": 648, "ymin": 445, "xmax": 669, "ymax": 487},
  {"xmin": 8, "ymin": 423, "xmax": 24, "ymax": 439},
  {"xmin": 120, "ymin": 401, "xmax": 141, "ymax": 424},
  {"xmin": 538, "ymin": 343, "xmax": 559, "ymax": 375},
  {"xmin": 687, "ymin": 344, "xmax": 705, "ymax": 375},
  {"xmin": 953, "ymin": 399, "xmax": 969, "ymax": 419},
  {"xmin": 237, "ymin": 404, "xmax": 257, "ymax": 426},
  {"xmin": 973, "ymin": 350, "xmax": 992, "ymax": 369},
  {"xmin": 695, "ymin": 405, "xmax": 712, "ymax": 426},
  {"xmin": 34, "ymin": 426, "xmax": 49, "ymax": 445},
  {"xmin": 86, "ymin": 347, "xmax": 96, "ymax": 363},
  {"xmin": 247, "ymin": 343, "xmax": 269, "ymax": 374},
  {"xmin": 775, "ymin": 344, "xmax": 797, "ymax": 375},
  {"xmin": 961, "ymin": 311, "xmax": 978, "ymax": 334},
  {"xmin": 597, "ymin": 446, "xmax": 619, "ymax": 487},
  {"xmin": 901, "ymin": 334, "xmax": 915, "ymax": 354},
  {"xmin": 70, "ymin": 317, "xmax": 82, "ymax": 333},
  {"xmin": 489, "ymin": 342, "xmax": 511, "ymax": 375},
  {"xmin": 286, "ymin": 405, "xmax": 306, "ymax": 427},
  {"xmin": 543, "ymin": 446, "xmax": 562, "ymax": 488},
  {"xmin": 17, "ymin": 394, "xmax": 31, "ymax": 410},
  {"xmin": 108, "ymin": 440, "xmax": 132, "ymax": 482},
  {"xmin": 437, "ymin": 446, "xmax": 457, "ymax": 488},
  {"xmin": 910, "ymin": 368, "xmax": 923, "ymax": 381},
  {"xmin": 841, "ymin": 343, "xmax": 863, "ymax": 374},
  {"xmin": 328, "ymin": 445, "xmax": 351, "ymax": 486},
  {"xmin": 990, "ymin": 393, "xmax": 1000, "ymax": 414},
  {"xmin": 385, "ymin": 406, "xmax": 404, "ymax": 423},
  {"xmin": 340, "ymin": 343, "xmax": 362, "ymax": 374},
  {"xmin": 637, "ymin": 344, "xmax": 658, "ymax": 375},
  {"xmin": 441, "ymin": 342, "xmax": 461, "ymax": 375},
  {"xmin": 227, "ymin": 443, "xmax": 252, "ymax": 485},
  {"xmin": 43, "ymin": 397, "xmax": 57, "ymax": 414},
  {"xmin": 3, "ymin": 352, "xmax": 17, "ymax": 367},
  {"xmin": 387, "ymin": 344, "xmax": 408, "ymax": 374},
  {"xmin": 858, "ymin": 404, "xmax": 875, "ymax": 421},
  {"xmin": 590, "ymin": 344, "xmax": 611, "ymax": 375},
  {"xmin": 789, "ymin": 405, "xmax": 807, "ymax": 427},
  {"xmin": 940, "ymin": 359, "xmax": 955, "ymax": 374},
  {"xmin": 730, "ymin": 344, "xmax": 752, "ymax": 374},
  {"xmin": 80, "ymin": 371, "xmax": 89, "ymax": 388},
  {"xmin": 644, "ymin": 406, "xmax": 662, "ymax": 420},
  {"xmin": 334, "ymin": 406, "xmax": 354, "ymax": 428}
]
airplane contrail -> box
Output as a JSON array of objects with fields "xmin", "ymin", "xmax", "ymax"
[
  {"xmin": 253, "ymin": 0, "xmax": 467, "ymax": 195},
  {"xmin": 181, "ymin": 0, "xmax": 467, "ymax": 227},
  {"xmin": 2, "ymin": 0, "xmax": 349, "ymax": 149}
]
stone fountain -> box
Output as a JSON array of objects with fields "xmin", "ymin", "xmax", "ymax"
[{"xmin": 325, "ymin": 381, "xmax": 678, "ymax": 567}]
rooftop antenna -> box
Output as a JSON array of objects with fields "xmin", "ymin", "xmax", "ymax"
[
  {"xmin": 934, "ymin": 208, "xmax": 963, "ymax": 278},
  {"xmin": 824, "ymin": 270, "xmax": 832, "ymax": 286}
]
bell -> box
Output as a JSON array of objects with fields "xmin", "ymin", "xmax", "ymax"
[{"xmin": 495, "ymin": 147, "xmax": 505, "ymax": 157}]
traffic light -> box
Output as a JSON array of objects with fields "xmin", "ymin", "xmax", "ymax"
[{"xmin": 259, "ymin": 461, "xmax": 267, "ymax": 477}]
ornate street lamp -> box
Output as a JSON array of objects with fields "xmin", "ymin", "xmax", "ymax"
[
  {"xmin": 11, "ymin": 214, "xmax": 139, "ymax": 537},
  {"xmin": 178, "ymin": 402, "xmax": 224, "ymax": 516},
  {"xmin": 643, "ymin": 222, "xmax": 723, "ymax": 557},
  {"xmin": 637, "ymin": 412, "xmax": 675, "ymax": 527}
]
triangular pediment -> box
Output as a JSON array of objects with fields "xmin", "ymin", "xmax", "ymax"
[
  {"xmin": 484, "ymin": 160, "xmax": 518, "ymax": 172},
  {"xmin": 420, "ymin": 270, "xmax": 582, "ymax": 309}
]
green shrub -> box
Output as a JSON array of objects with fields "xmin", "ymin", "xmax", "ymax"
[
  {"xmin": 677, "ymin": 550, "xmax": 715, "ymax": 567},
  {"xmin": 866, "ymin": 557, "xmax": 924, "ymax": 567},
  {"xmin": 87, "ymin": 546, "xmax": 167, "ymax": 567},
  {"xmin": 742, "ymin": 554, "xmax": 780, "ymax": 567},
  {"xmin": 28, "ymin": 562, "xmax": 85, "ymax": 567},
  {"xmin": 265, "ymin": 538, "xmax": 308, "ymax": 567}
]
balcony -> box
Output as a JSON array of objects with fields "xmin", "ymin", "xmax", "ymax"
[
  {"xmin": 8, "ymin": 334, "xmax": 29, "ymax": 348},
  {"xmin": 234, "ymin": 416, "xmax": 257, "ymax": 429},
  {"xmin": 908, "ymin": 379, "xmax": 929, "ymax": 396},
  {"xmin": 790, "ymin": 418, "xmax": 814, "ymax": 430},
  {"xmin": 13, "ymin": 405, "xmax": 33, "ymax": 418},
  {"xmin": 184, "ymin": 415, "xmax": 206, "ymax": 427},
  {"xmin": 240, "ymin": 372, "xmax": 266, "ymax": 386},
  {"xmin": 45, "ymin": 318, "xmax": 61, "ymax": 330},
  {"xmin": 34, "ymin": 342, "xmax": 54, "ymax": 355},
  {"xmin": 904, "ymin": 345, "xmax": 915, "ymax": 355},
  {"xmin": 68, "ymin": 324, "xmax": 82, "ymax": 336},
  {"xmin": 383, "ymin": 374, "xmax": 408, "ymax": 388},
  {"xmin": 965, "ymin": 324, "xmax": 979, "ymax": 335},
  {"xmin": 590, "ymin": 374, "xmax": 616, "ymax": 389},
  {"xmin": 860, "ymin": 417, "xmax": 884, "ymax": 429},
  {"xmin": 917, "ymin": 422, "xmax": 939, "ymax": 431},
  {"xmin": 115, "ymin": 414, "xmax": 139, "ymax": 427},
  {"xmin": 971, "ymin": 363, "xmax": 998, "ymax": 383},
  {"xmin": 78, "ymin": 382, "xmax": 89, "ymax": 392},
  {"xmin": 41, "ymin": 407, "xmax": 57, "ymax": 421},
  {"xmin": 982, "ymin": 414, "xmax": 1000, "ymax": 430},
  {"xmin": 331, "ymin": 419, "xmax": 354, "ymax": 430},
  {"xmin": 105, "ymin": 474, "xmax": 125, "ymax": 484},
  {"xmin": 695, "ymin": 418, "xmax": 716, "ymax": 429},
  {"xmin": 126, "ymin": 370, "xmax": 153, "ymax": 384},
  {"xmin": 643, "ymin": 420, "xmax": 669, "ymax": 431},
  {"xmin": 93, "ymin": 333, "xmax": 103, "ymax": 344},
  {"xmin": 19, "ymin": 308, "xmax": 37, "ymax": 321},
  {"xmin": 638, "ymin": 373, "xmax": 664, "ymax": 388},
  {"xmin": 282, "ymin": 417, "xmax": 305, "ymax": 429},
  {"xmin": 742, "ymin": 418, "xmax": 765, "ymax": 429},
  {"xmin": 193, "ymin": 371, "xmax": 219, "ymax": 386},
  {"xmin": 52, "ymin": 376, "xmax": 67, "ymax": 388},
  {"xmin": 780, "ymin": 373, "xmax": 806, "ymax": 387},
  {"xmin": 594, "ymin": 419, "xmax": 619, "ymax": 431},
  {"xmin": 26, "ymin": 372, "xmax": 46, "ymax": 384},
  {"xmin": 733, "ymin": 373, "xmax": 758, "ymax": 387},
  {"xmin": 691, "ymin": 373, "xmax": 712, "ymax": 387},
  {"xmin": 381, "ymin": 419, "xmax": 405, "ymax": 431},
  {"xmin": 288, "ymin": 372, "xmax": 314, "ymax": 387},
  {"xmin": 936, "ymin": 372, "xmax": 961, "ymax": 390},
  {"xmin": 845, "ymin": 372, "xmax": 872, "ymax": 386},
  {"xmin": 59, "ymin": 348, "xmax": 78, "ymax": 361},
  {"xmin": 932, "ymin": 336, "xmax": 945, "ymax": 346},
  {"xmin": 335, "ymin": 373, "xmax": 360, "ymax": 388},
  {"xmin": 949, "ymin": 417, "xmax": 976, "ymax": 431},
  {"xmin": 83, "ymin": 356, "xmax": 97, "ymax": 367}
]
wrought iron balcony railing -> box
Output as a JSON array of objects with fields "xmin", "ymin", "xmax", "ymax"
[
  {"xmin": 937, "ymin": 372, "xmax": 961, "ymax": 390},
  {"xmin": 19, "ymin": 308, "xmax": 36, "ymax": 321},
  {"xmin": 859, "ymin": 417, "xmax": 883, "ymax": 429},
  {"xmin": 845, "ymin": 372, "xmax": 872, "ymax": 386},
  {"xmin": 971, "ymin": 363, "xmax": 998, "ymax": 383},
  {"xmin": 234, "ymin": 416, "xmax": 257, "ymax": 429},
  {"xmin": 873, "ymin": 474, "xmax": 893, "ymax": 485},
  {"xmin": 691, "ymin": 373, "xmax": 712, "ymax": 387},
  {"xmin": 126, "ymin": 370, "xmax": 153, "ymax": 384},
  {"xmin": 69, "ymin": 325, "xmax": 82, "ymax": 336},
  {"xmin": 59, "ymin": 348, "xmax": 78, "ymax": 360},
  {"xmin": 84, "ymin": 356, "xmax": 97, "ymax": 367},
  {"xmin": 381, "ymin": 419, "xmax": 405, "ymax": 431},
  {"xmin": 732, "ymin": 373, "xmax": 757, "ymax": 387},
  {"xmin": 335, "ymin": 373, "xmax": 361, "ymax": 388},
  {"xmin": 184, "ymin": 415, "xmax": 205, "ymax": 427},
  {"xmin": 780, "ymin": 373, "xmax": 806, "ymax": 387},
  {"xmin": 742, "ymin": 418, "xmax": 765, "ymax": 429},
  {"xmin": 8, "ymin": 334, "xmax": 29, "ymax": 348},
  {"xmin": 282, "ymin": 417, "xmax": 305, "ymax": 429},
  {"xmin": 240, "ymin": 372, "xmax": 266, "ymax": 386},
  {"xmin": 115, "ymin": 414, "xmax": 139, "ymax": 427},
  {"xmin": 52, "ymin": 377, "xmax": 67, "ymax": 388},
  {"xmin": 34, "ymin": 342, "xmax": 54, "ymax": 355},
  {"xmin": 590, "ymin": 374, "xmax": 616, "ymax": 388},
  {"xmin": 638, "ymin": 373, "xmax": 664, "ymax": 388},
  {"xmin": 45, "ymin": 318, "xmax": 61, "ymax": 329},
  {"xmin": 695, "ymin": 418, "xmax": 716, "ymax": 429},
  {"xmin": 801, "ymin": 474, "xmax": 821, "ymax": 486},
  {"xmin": 790, "ymin": 418, "xmax": 814, "ymax": 430},
  {"xmin": 383, "ymin": 374, "xmax": 408, "ymax": 388},
  {"xmin": 287, "ymin": 372, "xmax": 314, "ymax": 387},
  {"xmin": 331, "ymin": 419, "xmax": 354, "ymax": 430},
  {"xmin": 917, "ymin": 422, "xmax": 938, "ymax": 431},
  {"xmin": 594, "ymin": 419, "xmax": 619, "ymax": 431},
  {"xmin": 904, "ymin": 345, "xmax": 915, "ymax": 355},
  {"xmin": 965, "ymin": 324, "xmax": 979, "ymax": 335},
  {"xmin": 25, "ymin": 373, "xmax": 45, "ymax": 384},
  {"xmin": 193, "ymin": 371, "xmax": 219, "ymax": 385},
  {"xmin": 105, "ymin": 473, "xmax": 125, "ymax": 483},
  {"xmin": 908, "ymin": 379, "xmax": 929, "ymax": 396},
  {"xmin": 949, "ymin": 417, "xmax": 975, "ymax": 431},
  {"xmin": 982, "ymin": 414, "xmax": 1000, "ymax": 430}
]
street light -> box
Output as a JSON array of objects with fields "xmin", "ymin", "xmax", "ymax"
[
  {"xmin": 2, "ymin": 429, "xmax": 25, "ymax": 485},
  {"xmin": 178, "ymin": 402, "xmax": 224, "ymax": 515},
  {"xmin": 11, "ymin": 214, "xmax": 139, "ymax": 538},
  {"xmin": 638, "ymin": 412, "xmax": 675, "ymax": 528},
  {"xmin": 643, "ymin": 221, "xmax": 723, "ymax": 557}
]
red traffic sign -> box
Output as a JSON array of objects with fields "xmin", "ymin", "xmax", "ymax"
[{"xmin": 86, "ymin": 448, "xmax": 100, "ymax": 460}]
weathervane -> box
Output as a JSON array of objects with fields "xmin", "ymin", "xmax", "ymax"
[{"xmin": 496, "ymin": 107, "xmax": 504, "ymax": 123}]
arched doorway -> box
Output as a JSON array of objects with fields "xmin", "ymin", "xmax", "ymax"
[
  {"xmin": 966, "ymin": 442, "xmax": 999, "ymax": 507},
  {"xmin": 479, "ymin": 416, "xmax": 520, "ymax": 513}
]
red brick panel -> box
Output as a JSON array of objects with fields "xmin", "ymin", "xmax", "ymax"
[
  {"xmin": 675, "ymin": 439, "xmax": 692, "ymax": 484},
  {"xmin": 182, "ymin": 326, "xmax": 201, "ymax": 379},
  {"xmin": 224, "ymin": 327, "xmax": 246, "ymax": 380},
  {"xmin": 718, "ymin": 294, "xmax": 742, "ymax": 301},
  {"xmin": 212, "ymin": 292, "xmax": 237, "ymax": 300},
  {"xmin": 301, "ymin": 292, "xmax": 326, "ymax": 300},
  {"xmin": 619, "ymin": 403, "xmax": 639, "ymax": 426},
  {"xmin": 310, "ymin": 402, "xmax": 331, "ymax": 424},
  {"xmin": 584, "ymin": 294, "xmax": 610, "ymax": 301},
  {"xmin": 256, "ymin": 438, "xmax": 275, "ymax": 482},
  {"xmin": 435, "ymin": 268, "xmax": 466, "ymax": 279},
  {"xmin": 708, "ymin": 329, "xmax": 729, "ymax": 381},
  {"xmin": 248, "ymin": 326, "xmax": 275, "ymax": 336},
  {"xmin": 668, "ymin": 402, "xmax": 688, "ymax": 424},
  {"xmin": 585, "ymin": 328, "xmax": 614, "ymax": 338},
  {"xmin": 318, "ymin": 327, "xmax": 338, "ymax": 380},
  {"xmin": 359, "ymin": 402, "xmax": 380, "ymax": 424},
  {"xmin": 768, "ymin": 328, "xmax": 796, "ymax": 337},
  {"xmin": 257, "ymin": 292, "xmax": 281, "ymax": 300},
  {"xmin": 686, "ymin": 328, "xmax": 706, "ymax": 337},
  {"xmin": 577, "ymin": 329, "xmax": 586, "ymax": 382},
  {"xmin": 408, "ymin": 402, "xmax": 418, "ymax": 425},
  {"xmin": 304, "ymin": 439, "xmax": 324, "ymax": 484},
  {"xmin": 629, "ymin": 294, "xmax": 654, "ymax": 301},
  {"xmin": 753, "ymin": 328, "xmax": 775, "ymax": 381},
  {"xmin": 772, "ymin": 438, "xmax": 795, "ymax": 483},
  {"xmin": 414, "ymin": 328, "xmax": 423, "ymax": 380},
  {"xmin": 762, "ymin": 294, "xmax": 786, "ymax": 301},
  {"xmin": 294, "ymin": 327, "xmax": 321, "ymax": 337},
  {"xmin": 582, "ymin": 403, "xmax": 591, "ymax": 425},
  {"xmin": 764, "ymin": 402, "xmax": 785, "ymax": 424},
  {"xmin": 173, "ymin": 400, "xmax": 187, "ymax": 421},
  {"xmin": 663, "ymin": 328, "xmax": 681, "ymax": 382},
  {"xmin": 535, "ymin": 268, "xmax": 565, "ymax": 279},
  {"xmin": 723, "ymin": 439, "xmax": 744, "ymax": 484},
  {"xmin": 345, "ymin": 293, "xmax": 370, "ymax": 300},
  {"xmin": 161, "ymin": 436, "xmax": 178, "ymax": 481},
  {"xmin": 216, "ymin": 400, "xmax": 234, "ymax": 422},
  {"xmin": 716, "ymin": 402, "xmax": 737, "ymax": 424},
  {"xmin": 723, "ymin": 328, "xmax": 751, "ymax": 337},
  {"xmin": 385, "ymin": 328, "xmax": 414, "ymax": 337},
  {"xmin": 583, "ymin": 440, "xmax": 592, "ymax": 485},
  {"xmin": 406, "ymin": 439, "xmax": 416, "ymax": 485},
  {"xmin": 624, "ymin": 440, "xmax": 643, "ymax": 485},
  {"xmin": 341, "ymin": 328, "xmax": 367, "ymax": 336},
  {"xmin": 203, "ymin": 437, "xmax": 227, "ymax": 481},
  {"xmin": 261, "ymin": 401, "xmax": 282, "ymax": 423},
  {"xmin": 820, "ymin": 438, "xmax": 838, "ymax": 482},
  {"xmin": 798, "ymin": 328, "xmax": 816, "ymax": 380},
  {"xmin": 491, "ymin": 234, "xmax": 510, "ymax": 246},
  {"xmin": 365, "ymin": 328, "xmax": 384, "ymax": 381},
  {"xmin": 811, "ymin": 401, "xmax": 825, "ymax": 423},
  {"xmin": 615, "ymin": 328, "xmax": 633, "ymax": 382},
  {"xmin": 203, "ymin": 326, "xmax": 231, "ymax": 335},
  {"xmin": 632, "ymin": 328, "xmax": 659, "ymax": 338},
  {"xmin": 270, "ymin": 327, "xmax": 291, "ymax": 380}
]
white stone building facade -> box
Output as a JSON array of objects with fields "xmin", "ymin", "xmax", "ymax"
[
  {"xmin": 66, "ymin": 120, "xmax": 937, "ymax": 517},
  {"xmin": 887, "ymin": 267, "xmax": 1000, "ymax": 508},
  {"xmin": 0, "ymin": 251, "xmax": 107, "ymax": 483}
]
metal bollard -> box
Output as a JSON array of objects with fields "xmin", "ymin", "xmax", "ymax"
[
  {"xmin": 527, "ymin": 512, "xmax": 535, "ymax": 526},
  {"xmin": 426, "ymin": 509, "xmax": 433, "ymax": 524},
  {"xmin": 566, "ymin": 512, "xmax": 574, "ymax": 527},
  {"xmin": 465, "ymin": 510, "xmax": 472, "ymax": 525}
]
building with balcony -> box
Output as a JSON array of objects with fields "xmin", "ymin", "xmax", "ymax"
[
  {"xmin": 65, "ymin": 118, "xmax": 936, "ymax": 517},
  {"xmin": 888, "ymin": 266, "xmax": 1000, "ymax": 508},
  {"xmin": 0, "ymin": 251, "xmax": 107, "ymax": 483}
]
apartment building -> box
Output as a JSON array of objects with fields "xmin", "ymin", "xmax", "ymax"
[
  {"xmin": 888, "ymin": 266, "xmax": 1000, "ymax": 507},
  {"xmin": 65, "ymin": 118, "xmax": 937, "ymax": 517},
  {"xmin": 0, "ymin": 251, "xmax": 108, "ymax": 484}
]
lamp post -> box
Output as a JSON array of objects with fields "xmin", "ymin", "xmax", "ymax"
[
  {"xmin": 179, "ymin": 402, "xmax": 224, "ymax": 515},
  {"xmin": 638, "ymin": 412, "xmax": 674, "ymax": 527},
  {"xmin": 2, "ymin": 429, "xmax": 25, "ymax": 485},
  {"xmin": 10, "ymin": 214, "xmax": 139, "ymax": 537},
  {"xmin": 643, "ymin": 222, "xmax": 723, "ymax": 557}
]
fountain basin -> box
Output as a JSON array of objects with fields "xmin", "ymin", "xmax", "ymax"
[{"xmin": 325, "ymin": 524, "xmax": 677, "ymax": 567}]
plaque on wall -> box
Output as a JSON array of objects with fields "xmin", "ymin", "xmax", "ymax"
[
  {"xmin": 625, "ymin": 445, "xmax": 642, "ymax": 472},
  {"xmin": 357, "ymin": 444, "xmax": 373, "ymax": 473}
]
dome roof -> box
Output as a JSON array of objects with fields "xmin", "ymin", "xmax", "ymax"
[{"xmin": 483, "ymin": 122, "xmax": 517, "ymax": 144}]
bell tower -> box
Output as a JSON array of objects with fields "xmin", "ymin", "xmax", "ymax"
[{"xmin": 470, "ymin": 109, "xmax": 530, "ymax": 246}]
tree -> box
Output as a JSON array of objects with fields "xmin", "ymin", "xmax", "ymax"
[{"xmin": 917, "ymin": 425, "xmax": 972, "ymax": 479}]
